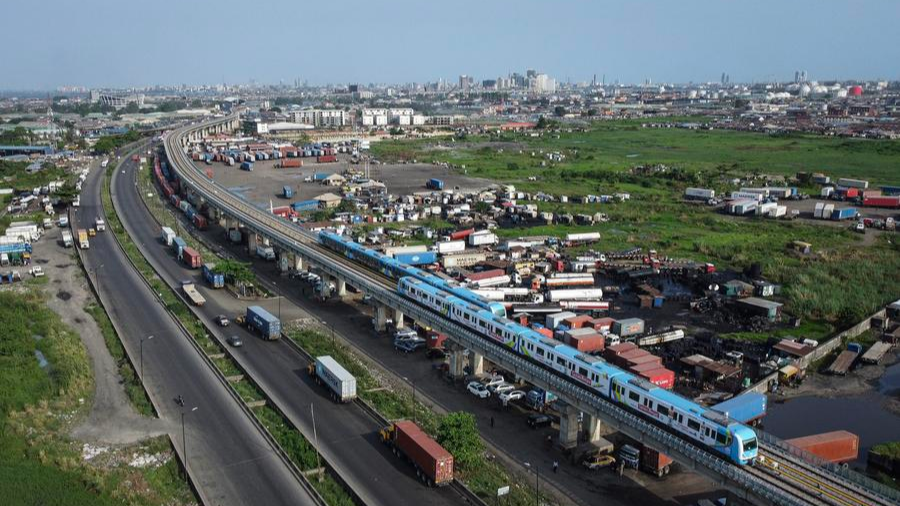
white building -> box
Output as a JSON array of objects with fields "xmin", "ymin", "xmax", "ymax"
[
  {"xmin": 289, "ymin": 109, "xmax": 348, "ymax": 128},
  {"xmin": 361, "ymin": 108, "xmax": 417, "ymax": 126},
  {"xmin": 530, "ymin": 74, "xmax": 557, "ymax": 94}
]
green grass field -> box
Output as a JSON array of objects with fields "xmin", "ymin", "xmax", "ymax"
[
  {"xmin": 372, "ymin": 122, "xmax": 900, "ymax": 334},
  {"xmin": 0, "ymin": 290, "xmax": 195, "ymax": 506}
]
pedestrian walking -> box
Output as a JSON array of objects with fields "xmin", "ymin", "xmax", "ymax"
[
  {"xmin": 490, "ymin": 416, "xmax": 494, "ymax": 428},
  {"xmin": 553, "ymin": 460, "xmax": 559, "ymax": 473}
]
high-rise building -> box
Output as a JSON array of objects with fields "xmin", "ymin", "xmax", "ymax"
[{"xmin": 458, "ymin": 75, "xmax": 474, "ymax": 91}]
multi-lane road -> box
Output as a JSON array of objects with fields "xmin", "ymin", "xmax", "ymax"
[
  {"xmin": 111, "ymin": 147, "xmax": 469, "ymax": 506},
  {"xmin": 76, "ymin": 147, "xmax": 320, "ymax": 506}
]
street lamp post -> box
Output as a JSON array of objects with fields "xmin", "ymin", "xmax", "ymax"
[
  {"xmin": 310, "ymin": 403, "xmax": 322, "ymax": 480},
  {"xmin": 140, "ymin": 335, "xmax": 154, "ymax": 378},
  {"xmin": 524, "ymin": 462, "xmax": 539, "ymax": 506},
  {"xmin": 181, "ymin": 405, "xmax": 198, "ymax": 478}
]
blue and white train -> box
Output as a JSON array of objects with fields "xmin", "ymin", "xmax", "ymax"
[{"xmin": 319, "ymin": 232, "xmax": 758, "ymax": 465}]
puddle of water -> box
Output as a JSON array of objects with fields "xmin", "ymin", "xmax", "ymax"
[
  {"xmin": 764, "ymin": 392, "xmax": 900, "ymax": 466},
  {"xmin": 879, "ymin": 361, "xmax": 900, "ymax": 393},
  {"xmin": 56, "ymin": 291, "xmax": 71, "ymax": 301},
  {"xmin": 34, "ymin": 350, "xmax": 49, "ymax": 369}
]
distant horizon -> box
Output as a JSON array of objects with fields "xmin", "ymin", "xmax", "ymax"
[{"xmin": 2, "ymin": 0, "xmax": 899, "ymax": 91}]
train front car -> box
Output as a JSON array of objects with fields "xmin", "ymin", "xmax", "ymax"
[{"xmin": 731, "ymin": 425, "xmax": 758, "ymax": 465}]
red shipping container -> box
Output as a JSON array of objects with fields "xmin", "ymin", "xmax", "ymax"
[
  {"xmin": 786, "ymin": 431, "xmax": 859, "ymax": 463},
  {"xmin": 624, "ymin": 353, "xmax": 662, "ymax": 369},
  {"xmin": 588, "ymin": 317, "xmax": 615, "ymax": 331},
  {"xmin": 449, "ymin": 228, "xmax": 475, "ymax": 241},
  {"xmin": 563, "ymin": 315, "xmax": 593, "ymax": 329},
  {"xmin": 534, "ymin": 327, "xmax": 554, "ymax": 339},
  {"xmin": 427, "ymin": 331, "xmax": 447, "ymax": 349},
  {"xmin": 567, "ymin": 334, "xmax": 605, "ymax": 353},
  {"xmin": 641, "ymin": 445, "xmax": 674, "ymax": 476},
  {"xmin": 467, "ymin": 269, "xmax": 505, "ymax": 282},
  {"xmin": 279, "ymin": 158, "xmax": 303, "ymax": 168},
  {"xmin": 604, "ymin": 342, "xmax": 639, "ymax": 362},
  {"xmin": 192, "ymin": 214, "xmax": 208, "ymax": 230},
  {"xmin": 393, "ymin": 421, "xmax": 454, "ymax": 486},
  {"xmin": 861, "ymin": 190, "xmax": 882, "ymax": 199},
  {"xmin": 182, "ymin": 247, "xmax": 202, "ymax": 269},
  {"xmin": 863, "ymin": 196, "xmax": 900, "ymax": 208},
  {"xmin": 843, "ymin": 187, "xmax": 859, "ymax": 198},
  {"xmin": 629, "ymin": 361, "xmax": 663, "ymax": 373},
  {"xmin": 317, "ymin": 155, "xmax": 337, "ymax": 163},
  {"xmin": 637, "ymin": 368, "xmax": 674, "ymax": 389}
]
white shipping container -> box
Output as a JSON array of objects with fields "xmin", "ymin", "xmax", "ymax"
[
  {"xmin": 739, "ymin": 187, "xmax": 770, "ymax": 197},
  {"xmin": 547, "ymin": 288, "xmax": 604, "ymax": 302},
  {"xmin": 821, "ymin": 187, "xmax": 834, "ymax": 198},
  {"xmin": 770, "ymin": 205, "xmax": 787, "ymax": 218},
  {"xmin": 756, "ymin": 202, "xmax": 777, "ymax": 216},
  {"xmin": 731, "ymin": 191, "xmax": 764, "ymax": 202},
  {"xmin": 685, "ymin": 188, "xmax": 715, "ymax": 200},
  {"xmin": 565, "ymin": 232, "xmax": 601, "ymax": 242},
  {"xmin": 468, "ymin": 232, "xmax": 498, "ymax": 246},
  {"xmin": 822, "ymin": 204, "xmax": 835, "ymax": 219},
  {"xmin": 314, "ymin": 356, "xmax": 357, "ymax": 402},
  {"xmin": 385, "ymin": 244, "xmax": 428, "ymax": 257},
  {"xmin": 468, "ymin": 275, "xmax": 511, "ymax": 288},
  {"xmin": 160, "ymin": 226, "xmax": 176, "ymax": 246},
  {"xmin": 814, "ymin": 203, "xmax": 825, "ymax": 218},
  {"xmin": 546, "ymin": 311, "xmax": 577, "ymax": 329},
  {"xmin": 837, "ymin": 178, "xmax": 869, "ymax": 190},
  {"xmin": 436, "ymin": 240, "xmax": 466, "ymax": 254}
]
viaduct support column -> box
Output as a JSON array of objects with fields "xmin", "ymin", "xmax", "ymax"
[
  {"xmin": 468, "ymin": 352, "xmax": 484, "ymax": 376},
  {"xmin": 393, "ymin": 309, "xmax": 405, "ymax": 329},
  {"xmin": 582, "ymin": 414, "xmax": 603, "ymax": 443},
  {"xmin": 278, "ymin": 251, "xmax": 289, "ymax": 273},
  {"xmin": 247, "ymin": 232, "xmax": 258, "ymax": 253},
  {"xmin": 293, "ymin": 254, "xmax": 303, "ymax": 272},
  {"xmin": 374, "ymin": 305, "xmax": 388, "ymax": 333},
  {"xmin": 448, "ymin": 346, "xmax": 466, "ymax": 379},
  {"xmin": 337, "ymin": 278, "xmax": 347, "ymax": 297},
  {"xmin": 558, "ymin": 402, "xmax": 580, "ymax": 450}
]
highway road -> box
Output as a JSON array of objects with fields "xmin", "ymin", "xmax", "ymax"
[
  {"xmin": 138, "ymin": 153, "xmax": 706, "ymax": 505},
  {"xmin": 112, "ymin": 147, "xmax": 468, "ymax": 506},
  {"xmin": 76, "ymin": 148, "xmax": 320, "ymax": 506}
]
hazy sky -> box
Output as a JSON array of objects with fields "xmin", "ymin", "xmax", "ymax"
[{"xmin": 3, "ymin": 0, "xmax": 898, "ymax": 90}]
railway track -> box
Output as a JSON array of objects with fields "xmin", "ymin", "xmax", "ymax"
[{"xmin": 164, "ymin": 119, "xmax": 900, "ymax": 506}]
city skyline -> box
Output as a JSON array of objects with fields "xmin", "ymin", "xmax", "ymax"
[{"xmin": 3, "ymin": 0, "xmax": 899, "ymax": 91}]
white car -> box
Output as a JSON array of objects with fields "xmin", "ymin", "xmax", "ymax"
[
  {"xmin": 29, "ymin": 266, "xmax": 45, "ymax": 277},
  {"xmin": 498, "ymin": 390, "xmax": 526, "ymax": 404},
  {"xmin": 490, "ymin": 383, "xmax": 516, "ymax": 395},
  {"xmin": 481, "ymin": 376, "xmax": 505, "ymax": 389},
  {"xmin": 467, "ymin": 381, "xmax": 491, "ymax": 399}
]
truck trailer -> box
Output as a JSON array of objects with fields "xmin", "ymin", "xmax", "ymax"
[
  {"xmin": 246, "ymin": 305, "xmax": 281, "ymax": 340},
  {"xmin": 309, "ymin": 356, "xmax": 357, "ymax": 402},
  {"xmin": 380, "ymin": 420, "xmax": 453, "ymax": 486}
]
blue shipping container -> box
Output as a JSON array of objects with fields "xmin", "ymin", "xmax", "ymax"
[
  {"xmin": 313, "ymin": 172, "xmax": 328, "ymax": 180},
  {"xmin": 291, "ymin": 200, "xmax": 320, "ymax": 212},
  {"xmin": 711, "ymin": 392, "xmax": 767, "ymax": 424},
  {"xmin": 202, "ymin": 263, "xmax": 225, "ymax": 289},
  {"xmin": 172, "ymin": 237, "xmax": 187, "ymax": 257},
  {"xmin": 240, "ymin": 161, "xmax": 253, "ymax": 171},
  {"xmin": 881, "ymin": 185, "xmax": 900, "ymax": 196},
  {"xmin": 831, "ymin": 208, "xmax": 857, "ymax": 220},
  {"xmin": 395, "ymin": 251, "xmax": 438, "ymax": 265},
  {"xmin": 427, "ymin": 178, "xmax": 444, "ymax": 190},
  {"xmin": 246, "ymin": 306, "xmax": 281, "ymax": 340}
]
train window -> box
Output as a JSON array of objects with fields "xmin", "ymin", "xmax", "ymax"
[
  {"xmin": 716, "ymin": 432, "xmax": 727, "ymax": 445},
  {"xmin": 556, "ymin": 356, "xmax": 566, "ymax": 366},
  {"xmin": 687, "ymin": 419, "xmax": 701, "ymax": 431},
  {"xmin": 628, "ymin": 391, "xmax": 640, "ymax": 402},
  {"xmin": 657, "ymin": 405, "xmax": 669, "ymax": 417},
  {"xmin": 537, "ymin": 348, "xmax": 544, "ymax": 357}
]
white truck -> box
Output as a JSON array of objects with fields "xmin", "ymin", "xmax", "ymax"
[
  {"xmin": 61, "ymin": 230, "xmax": 74, "ymax": 248},
  {"xmin": 95, "ymin": 217, "xmax": 106, "ymax": 232},
  {"xmin": 309, "ymin": 356, "xmax": 357, "ymax": 403},
  {"xmin": 256, "ymin": 244, "xmax": 276, "ymax": 261}
]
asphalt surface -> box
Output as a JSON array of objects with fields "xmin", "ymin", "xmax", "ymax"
[
  {"xmin": 76, "ymin": 147, "xmax": 319, "ymax": 506},
  {"xmin": 114, "ymin": 149, "xmax": 466, "ymax": 506}
]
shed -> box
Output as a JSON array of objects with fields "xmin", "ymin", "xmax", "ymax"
[
  {"xmin": 722, "ymin": 279, "xmax": 754, "ymax": 297},
  {"xmin": 736, "ymin": 297, "xmax": 783, "ymax": 321},
  {"xmin": 315, "ymin": 192, "xmax": 344, "ymax": 209}
]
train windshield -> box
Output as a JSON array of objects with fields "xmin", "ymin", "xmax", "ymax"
[{"xmin": 743, "ymin": 437, "xmax": 757, "ymax": 453}]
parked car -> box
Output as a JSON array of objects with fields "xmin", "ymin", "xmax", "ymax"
[
  {"xmin": 582, "ymin": 454, "xmax": 616, "ymax": 470},
  {"xmin": 467, "ymin": 381, "xmax": 491, "ymax": 399},
  {"xmin": 394, "ymin": 327, "xmax": 418, "ymax": 340},
  {"xmin": 227, "ymin": 335, "xmax": 243, "ymax": 347},
  {"xmin": 498, "ymin": 390, "xmax": 526, "ymax": 404},
  {"xmin": 490, "ymin": 383, "xmax": 515, "ymax": 395},
  {"xmin": 394, "ymin": 339, "xmax": 425, "ymax": 353},
  {"xmin": 425, "ymin": 348, "xmax": 446, "ymax": 360},
  {"xmin": 214, "ymin": 315, "xmax": 229, "ymax": 327},
  {"xmin": 526, "ymin": 413, "xmax": 552, "ymax": 429},
  {"xmin": 481, "ymin": 376, "xmax": 505, "ymax": 389},
  {"xmin": 29, "ymin": 266, "xmax": 45, "ymax": 277}
]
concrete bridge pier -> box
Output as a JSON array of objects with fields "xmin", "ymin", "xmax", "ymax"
[
  {"xmin": 336, "ymin": 278, "xmax": 347, "ymax": 298},
  {"xmin": 468, "ymin": 351, "xmax": 484, "ymax": 376},
  {"xmin": 374, "ymin": 305, "xmax": 388, "ymax": 332},
  {"xmin": 558, "ymin": 402, "xmax": 580, "ymax": 450},
  {"xmin": 582, "ymin": 414, "xmax": 604, "ymax": 443},
  {"xmin": 247, "ymin": 232, "xmax": 258, "ymax": 253},
  {"xmin": 292, "ymin": 253, "xmax": 303, "ymax": 272},
  {"xmin": 393, "ymin": 309, "xmax": 405, "ymax": 329},
  {"xmin": 448, "ymin": 346, "xmax": 467, "ymax": 379}
]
